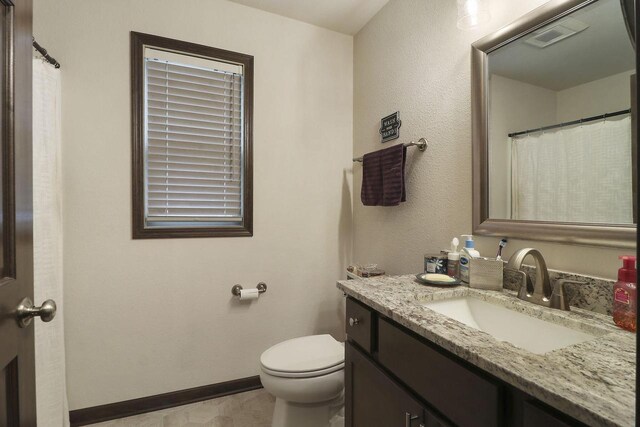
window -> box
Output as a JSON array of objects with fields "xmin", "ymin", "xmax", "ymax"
[{"xmin": 131, "ymin": 32, "xmax": 253, "ymax": 238}]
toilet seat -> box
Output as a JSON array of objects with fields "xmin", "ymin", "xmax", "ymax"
[
  {"xmin": 260, "ymin": 334, "xmax": 344, "ymax": 379},
  {"xmin": 261, "ymin": 362, "xmax": 345, "ymax": 378}
]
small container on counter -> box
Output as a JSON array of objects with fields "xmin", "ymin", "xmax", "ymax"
[
  {"xmin": 424, "ymin": 253, "xmax": 448, "ymax": 275},
  {"xmin": 467, "ymin": 257, "xmax": 503, "ymax": 291},
  {"xmin": 347, "ymin": 264, "xmax": 385, "ymax": 278}
]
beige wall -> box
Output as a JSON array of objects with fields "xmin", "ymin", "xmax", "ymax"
[
  {"xmin": 34, "ymin": 0, "xmax": 353, "ymax": 410},
  {"xmin": 353, "ymin": 0, "xmax": 633, "ymax": 280}
]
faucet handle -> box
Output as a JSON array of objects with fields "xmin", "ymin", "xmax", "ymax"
[
  {"xmin": 550, "ymin": 279, "xmax": 582, "ymax": 311},
  {"xmin": 512, "ymin": 270, "xmax": 530, "ymax": 300}
]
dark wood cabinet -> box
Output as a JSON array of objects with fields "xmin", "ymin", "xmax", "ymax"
[
  {"xmin": 344, "ymin": 297, "xmax": 585, "ymax": 427},
  {"xmin": 346, "ymin": 342, "xmax": 452, "ymax": 427},
  {"xmin": 346, "ymin": 342, "xmax": 426, "ymax": 427},
  {"xmin": 522, "ymin": 401, "xmax": 577, "ymax": 427},
  {"xmin": 378, "ymin": 318, "xmax": 500, "ymax": 427}
]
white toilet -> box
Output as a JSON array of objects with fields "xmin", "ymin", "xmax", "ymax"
[{"xmin": 260, "ymin": 334, "xmax": 345, "ymax": 427}]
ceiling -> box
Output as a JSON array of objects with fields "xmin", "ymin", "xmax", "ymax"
[
  {"xmin": 227, "ymin": 0, "xmax": 390, "ymax": 35},
  {"xmin": 489, "ymin": 0, "xmax": 635, "ymax": 91}
]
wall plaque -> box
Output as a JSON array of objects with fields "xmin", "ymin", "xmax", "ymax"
[{"xmin": 380, "ymin": 111, "xmax": 401, "ymax": 143}]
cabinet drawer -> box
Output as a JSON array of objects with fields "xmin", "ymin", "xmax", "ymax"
[
  {"xmin": 346, "ymin": 298, "xmax": 373, "ymax": 353},
  {"xmin": 378, "ymin": 318, "xmax": 501, "ymax": 427}
]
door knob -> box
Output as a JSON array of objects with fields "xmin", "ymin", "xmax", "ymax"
[
  {"xmin": 349, "ymin": 317, "xmax": 359, "ymax": 326},
  {"xmin": 15, "ymin": 297, "xmax": 57, "ymax": 328}
]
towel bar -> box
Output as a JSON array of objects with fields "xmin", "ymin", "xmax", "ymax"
[{"xmin": 353, "ymin": 138, "xmax": 428, "ymax": 162}]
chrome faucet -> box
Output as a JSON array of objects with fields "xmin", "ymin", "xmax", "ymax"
[{"xmin": 506, "ymin": 248, "xmax": 573, "ymax": 311}]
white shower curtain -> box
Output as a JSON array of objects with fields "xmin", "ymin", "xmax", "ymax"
[
  {"xmin": 33, "ymin": 58, "xmax": 70, "ymax": 427},
  {"xmin": 511, "ymin": 116, "xmax": 633, "ymax": 224}
]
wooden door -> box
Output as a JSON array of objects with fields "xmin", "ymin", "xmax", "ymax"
[
  {"xmin": 345, "ymin": 342, "xmax": 426, "ymax": 427},
  {"xmin": 0, "ymin": 0, "xmax": 35, "ymax": 425}
]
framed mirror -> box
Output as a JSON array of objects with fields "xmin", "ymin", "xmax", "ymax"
[{"xmin": 472, "ymin": 0, "xmax": 636, "ymax": 248}]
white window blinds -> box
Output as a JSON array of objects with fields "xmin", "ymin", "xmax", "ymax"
[{"xmin": 144, "ymin": 58, "xmax": 244, "ymax": 224}]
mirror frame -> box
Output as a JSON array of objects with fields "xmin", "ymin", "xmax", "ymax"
[{"xmin": 472, "ymin": 0, "xmax": 637, "ymax": 249}]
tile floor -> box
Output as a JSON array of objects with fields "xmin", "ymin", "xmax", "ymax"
[{"xmin": 88, "ymin": 389, "xmax": 275, "ymax": 427}]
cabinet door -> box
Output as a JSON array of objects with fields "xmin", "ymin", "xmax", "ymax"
[
  {"xmin": 523, "ymin": 401, "xmax": 584, "ymax": 427},
  {"xmin": 378, "ymin": 318, "xmax": 500, "ymax": 427},
  {"xmin": 424, "ymin": 411, "xmax": 451, "ymax": 427},
  {"xmin": 345, "ymin": 342, "xmax": 425, "ymax": 427}
]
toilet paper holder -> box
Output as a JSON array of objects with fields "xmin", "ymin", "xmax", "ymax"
[{"xmin": 231, "ymin": 282, "xmax": 267, "ymax": 297}]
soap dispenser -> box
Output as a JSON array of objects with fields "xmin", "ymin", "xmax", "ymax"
[
  {"xmin": 613, "ymin": 255, "xmax": 636, "ymax": 332},
  {"xmin": 461, "ymin": 235, "xmax": 480, "ymax": 258}
]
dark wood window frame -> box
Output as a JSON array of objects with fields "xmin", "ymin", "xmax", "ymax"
[{"xmin": 131, "ymin": 31, "xmax": 253, "ymax": 239}]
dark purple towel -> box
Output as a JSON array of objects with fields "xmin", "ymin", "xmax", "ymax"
[{"xmin": 361, "ymin": 144, "xmax": 407, "ymax": 206}]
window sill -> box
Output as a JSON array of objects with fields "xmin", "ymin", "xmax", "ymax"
[{"xmin": 132, "ymin": 224, "xmax": 253, "ymax": 239}]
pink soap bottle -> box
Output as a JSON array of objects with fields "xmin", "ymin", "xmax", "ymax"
[{"xmin": 613, "ymin": 255, "xmax": 637, "ymax": 332}]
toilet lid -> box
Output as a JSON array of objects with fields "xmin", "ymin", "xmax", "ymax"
[{"xmin": 260, "ymin": 335, "xmax": 344, "ymax": 374}]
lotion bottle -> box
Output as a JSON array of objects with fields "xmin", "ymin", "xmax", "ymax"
[
  {"xmin": 613, "ymin": 255, "xmax": 637, "ymax": 332},
  {"xmin": 459, "ymin": 235, "xmax": 480, "ymax": 283}
]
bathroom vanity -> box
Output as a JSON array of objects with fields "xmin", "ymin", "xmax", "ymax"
[{"xmin": 338, "ymin": 275, "xmax": 635, "ymax": 427}]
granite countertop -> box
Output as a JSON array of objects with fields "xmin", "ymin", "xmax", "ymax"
[{"xmin": 337, "ymin": 275, "xmax": 636, "ymax": 427}]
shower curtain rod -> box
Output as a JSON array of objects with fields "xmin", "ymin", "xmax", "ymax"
[
  {"xmin": 32, "ymin": 38, "xmax": 60, "ymax": 69},
  {"xmin": 508, "ymin": 108, "xmax": 631, "ymax": 138}
]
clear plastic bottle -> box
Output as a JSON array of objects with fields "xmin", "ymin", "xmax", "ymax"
[
  {"xmin": 613, "ymin": 255, "xmax": 637, "ymax": 332},
  {"xmin": 447, "ymin": 238, "xmax": 460, "ymax": 278}
]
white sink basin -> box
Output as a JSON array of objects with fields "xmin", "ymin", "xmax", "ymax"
[{"xmin": 422, "ymin": 297, "xmax": 597, "ymax": 354}]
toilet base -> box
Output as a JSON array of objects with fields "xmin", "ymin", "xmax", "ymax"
[{"xmin": 271, "ymin": 393, "xmax": 344, "ymax": 427}]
